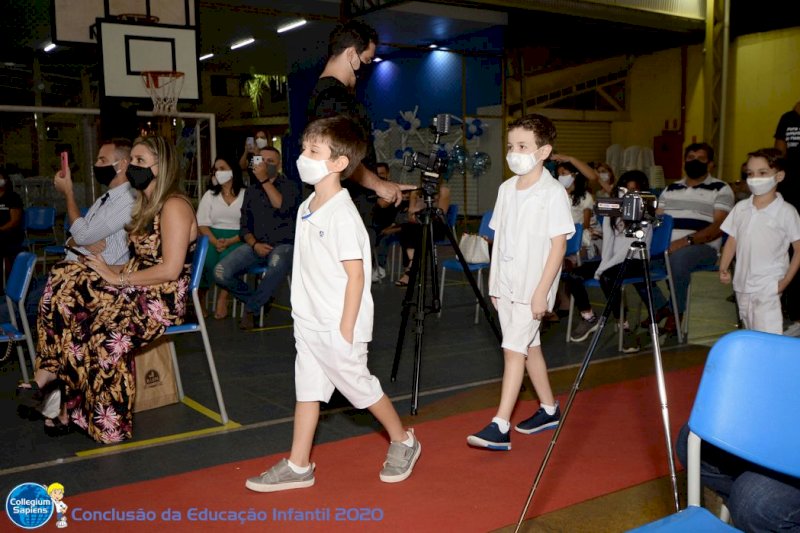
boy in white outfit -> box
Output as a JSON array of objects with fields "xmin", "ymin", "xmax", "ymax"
[
  {"xmin": 468, "ymin": 114, "xmax": 575, "ymax": 451},
  {"xmin": 719, "ymin": 147, "xmax": 800, "ymax": 334},
  {"xmin": 246, "ymin": 116, "xmax": 420, "ymax": 492}
]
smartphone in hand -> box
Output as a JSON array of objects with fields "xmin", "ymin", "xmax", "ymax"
[
  {"xmin": 66, "ymin": 246, "xmax": 90, "ymax": 257},
  {"xmin": 60, "ymin": 151, "xmax": 69, "ymax": 174},
  {"xmin": 246, "ymin": 137, "xmax": 255, "ymax": 151},
  {"xmin": 251, "ymin": 155, "xmax": 263, "ymax": 167}
]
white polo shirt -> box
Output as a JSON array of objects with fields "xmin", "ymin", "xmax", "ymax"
[
  {"xmin": 196, "ymin": 189, "xmax": 245, "ymax": 230},
  {"xmin": 291, "ymin": 189, "xmax": 374, "ymax": 342},
  {"xmin": 720, "ymin": 193, "xmax": 800, "ymax": 294},
  {"xmin": 488, "ymin": 170, "xmax": 575, "ymax": 304}
]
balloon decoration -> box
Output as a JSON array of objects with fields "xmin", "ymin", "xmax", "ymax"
[
  {"xmin": 394, "ymin": 146, "xmax": 414, "ymax": 161},
  {"xmin": 450, "ymin": 144, "xmax": 468, "ymax": 175},
  {"xmin": 465, "ymin": 119, "xmax": 484, "ymax": 140},
  {"xmin": 470, "ymin": 152, "xmax": 491, "ymax": 178}
]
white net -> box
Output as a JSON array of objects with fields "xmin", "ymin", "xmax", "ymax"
[{"xmin": 141, "ymin": 71, "xmax": 185, "ymax": 116}]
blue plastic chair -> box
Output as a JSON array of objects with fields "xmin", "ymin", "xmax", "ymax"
[
  {"xmin": 436, "ymin": 204, "xmax": 459, "ymax": 246},
  {"xmin": 627, "ymin": 330, "xmax": 800, "ymax": 531},
  {"xmin": 438, "ymin": 210, "xmax": 494, "ymax": 324},
  {"xmin": 43, "ymin": 208, "xmax": 90, "ymax": 267},
  {"xmin": 22, "ymin": 206, "xmax": 57, "ymax": 253},
  {"xmin": 0, "ymin": 252, "xmax": 37, "ymax": 382},
  {"xmin": 162, "ymin": 236, "xmax": 229, "ymax": 425}
]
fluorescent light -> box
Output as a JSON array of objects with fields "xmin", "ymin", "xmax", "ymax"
[
  {"xmin": 199, "ymin": 53, "xmax": 214, "ymax": 61},
  {"xmin": 277, "ymin": 19, "xmax": 307, "ymax": 33},
  {"xmin": 428, "ymin": 44, "xmax": 438, "ymax": 49},
  {"xmin": 44, "ymin": 43, "xmax": 56, "ymax": 52},
  {"xmin": 230, "ymin": 38, "xmax": 255, "ymax": 50},
  {"xmin": 373, "ymin": 57, "xmax": 383, "ymax": 63}
]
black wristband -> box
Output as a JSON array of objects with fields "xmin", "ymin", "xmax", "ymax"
[{"xmin": 251, "ymin": 241, "xmax": 257, "ymax": 249}]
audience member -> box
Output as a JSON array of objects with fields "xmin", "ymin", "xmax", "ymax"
[
  {"xmin": 246, "ymin": 115, "xmax": 420, "ymax": 493},
  {"xmin": 593, "ymin": 161, "xmax": 616, "ymax": 197},
  {"xmin": 719, "ymin": 148, "xmax": 800, "ymax": 334},
  {"xmin": 239, "ymin": 130, "xmax": 270, "ymax": 184},
  {"xmin": 370, "ymin": 162, "xmax": 401, "ymax": 282},
  {"xmin": 0, "ymin": 168, "xmax": 24, "ymax": 284},
  {"xmin": 647, "ymin": 142, "xmax": 735, "ymax": 334},
  {"xmin": 16, "ymin": 136, "xmax": 198, "ymax": 443},
  {"xmin": 197, "ymin": 156, "xmax": 245, "ymax": 318},
  {"xmin": 554, "ymin": 157, "xmax": 600, "ymax": 259},
  {"xmin": 213, "ymin": 146, "xmax": 300, "ymax": 330},
  {"xmin": 676, "ymin": 423, "xmax": 800, "ymax": 532},
  {"xmin": 467, "ymin": 114, "xmax": 573, "ymax": 451}
]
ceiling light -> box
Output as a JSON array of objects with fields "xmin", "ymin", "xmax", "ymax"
[
  {"xmin": 230, "ymin": 38, "xmax": 255, "ymax": 50},
  {"xmin": 373, "ymin": 57, "xmax": 383, "ymax": 63},
  {"xmin": 277, "ymin": 19, "xmax": 307, "ymax": 33},
  {"xmin": 44, "ymin": 43, "xmax": 56, "ymax": 52},
  {"xmin": 199, "ymin": 53, "xmax": 214, "ymax": 61},
  {"xmin": 428, "ymin": 44, "xmax": 438, "ymax": 49}
]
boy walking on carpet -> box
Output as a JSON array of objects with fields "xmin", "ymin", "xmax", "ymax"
[
  {"xmin": 246, "ymin": 116, "xmax": 421, "ymax": 492},
  {"xmin": 468, "ymin": 114, "xmax": 575, "ymax": 451}
]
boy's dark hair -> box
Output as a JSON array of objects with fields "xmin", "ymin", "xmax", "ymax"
[
  {"xmin": 302, "ymin": 116, "xmax": 367, "ymax": 178},
  {"xmin": 684, "ymin": 142, "xmax": 715, "ymax": 161},
  {"xmin": 328, "ymin": 20, "xmax": 378, "ymax": 58},
  {"xmin": 208, "ymin": 156, "xmax": 245, "ymax": 197},
  {"xmin": 508, "ymin": 114, "xmax": 557, "ymax": 149},
  {"xmin": 617, "ymin": 169, "xmax": 650, "ymax": 192},
  {"xmin": 747, "ymin": 147, "xmax": 785, "ymax": 171}
]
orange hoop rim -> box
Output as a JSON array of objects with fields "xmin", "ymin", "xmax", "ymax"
[{"xmin": 141, "ymin": 71, "xmax": 185, "ymax": 89}]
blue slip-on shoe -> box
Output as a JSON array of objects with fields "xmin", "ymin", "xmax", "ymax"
[
  {"xmin": 514, "ymin": 404, "xmax": 561, "ymax": 435},
  {"xmin": 467, "ymin": 422, "xmax": 511, "ymax": 451}
]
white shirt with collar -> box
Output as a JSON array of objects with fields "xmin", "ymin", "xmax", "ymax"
[
  {"xmin": 488, "ymin": 169, "xmax": 575, "ymax": 304},
  {"xmin": 197, "ymin": 189, "xmax": 245, "ymax": 230},
  {"xmin": 291, "ymin": 189, "xmax": 374, "ymax": 342},
  {"xmin": 721, "ymin": 193, "xmax": 800, "ymax": 294},
  {"xmin": 67, "ymin": 182, "xmax": 136, "ymax": 265}
]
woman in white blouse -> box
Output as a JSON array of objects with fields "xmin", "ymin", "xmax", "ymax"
[{"xmin": 197, "ymin": 156, "xmax": 245, "ymax": 318}]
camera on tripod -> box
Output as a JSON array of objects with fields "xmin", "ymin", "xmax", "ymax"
[
  {"xmin": 402, "ymin": 113, "xmax": 451, "ymax": 187},
  {"xmin": 595, "ymin": 190, "xmax": 658, "ymax": 223}
]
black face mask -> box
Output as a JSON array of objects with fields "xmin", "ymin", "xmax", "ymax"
[
  {"xmin": 684, "ymin": 159, "xmax": 709, "ymax": 179},
  {"xmin": 93, "ymin": 164, "xmax": 118, "ymax": 187},
  {"xmin": 126, "ymin": 164, "xmax": 156, "ymax": 190},
  {"xmin": 265, "ymin": 163, "xmax": 278, "ymax": 179}
]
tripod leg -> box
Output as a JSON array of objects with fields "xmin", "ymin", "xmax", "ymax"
[
  {"xmin": 409, "ymin": 221, "xmax": 433, "ymax": 415},
  {"xmin": 391, "ymin": 242, "xmax": 420, "ymax": 381}
]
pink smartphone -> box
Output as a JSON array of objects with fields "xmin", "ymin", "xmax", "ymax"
[{"xmin": 60, "ymin": 151, "xmax": 69, "ymax": 174}]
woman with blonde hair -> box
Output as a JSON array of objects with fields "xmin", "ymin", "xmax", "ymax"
[{"xmin": 17, "ymin": 136, "xmax": 198, "ymax": 443}]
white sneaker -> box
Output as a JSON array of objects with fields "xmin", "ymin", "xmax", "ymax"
[
  {"xmin": 377, "ymin": 266, "xmax": 387, "ymax": 280},
  {"xmin": 784, "ymin": 322, "xmax": 800, "ymax": 337}
]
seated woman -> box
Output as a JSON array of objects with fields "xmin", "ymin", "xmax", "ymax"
[
  {"xmin": 17, "ymin": 136, "xmax": 198, "ymax": 443},
  {"xmin": 395, "ymin": 182, "xmax": 451, "ymax": 287},
  {"xmin": 197, "ymin": 156, "xmax": 245, "ymax": 318},
  {"xmin": 555, "ymin": 160, "xmax": 600, "ymax": 260},
  {"xmin": 0, "ymin": 169, "xmax": 25, "ymax": 286}
]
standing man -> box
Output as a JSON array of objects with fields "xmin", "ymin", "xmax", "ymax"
[
  {"xmin": 649, "ymin": 142, "xmax": 735, "ymax": 333},
  {"xmin": 56, "ymin": 138, "xmax": 135, "ymax": 265},
  {"xmin": 774, "ymin": 100, "xmax": 800, "ymax": 336},
  {"xmin": 239, "ymin": 129, "xmax": 270, "ymax": 185},
  {"xmin": 214, "ymin": 146, "xmax": 301, "ymax": 330},
  {"xmin": 307, "ymin": 19, "xmax": 412, "ymax": 207}
]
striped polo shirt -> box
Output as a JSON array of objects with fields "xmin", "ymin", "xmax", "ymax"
[{"xmin": 658, "ymin": 175, "xmax": 734, "ymax": 250}]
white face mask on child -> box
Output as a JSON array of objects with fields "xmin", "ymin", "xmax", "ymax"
[
  {"xmin": 506, "ymin": 152, "xmax": 537, "ymax": 176},
  {"xmin": 558, "ymin": 174, "xmax": 575, "ymax": 188},
  {"xmin": 746, "ymin": 176, "xmax": 777, "ymax": 196},
  {"xmin": 296, "ymin": 155, "xmax": 331, "ymax": 185},
  {"xmin": 599, "ymin": 172, "xmax": 611, "ymax": 182}
]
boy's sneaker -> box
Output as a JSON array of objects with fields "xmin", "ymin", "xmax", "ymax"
[
  {"xmin": 245, "ymin": 458, "xmax": 315, "ymax": 493},
  {"xmin": 570, "ymin": 315, "xmax": 599, "ymax": 342},
  {"xmin": 622, "ymin": 328, "xmax": 641, "ymax": 353},
  {"xmin": 514, "ymin": 404, "xmax": 561, "ymax": 434},
  {"xmin": 467, "ymin": 422, "xmax": 511, "ymax": 450},
  {"xmin": 380, "ymin": 429, "xmax": 421, "ymax": 483}
]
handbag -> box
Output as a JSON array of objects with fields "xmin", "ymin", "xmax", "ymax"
[
  {"xmin": 458, "ymin": 233, "xmax": 491, "ymax": 264},
  {"xmin": 133, "ymin": 337, "xmax": 179, "ymax": 412}
]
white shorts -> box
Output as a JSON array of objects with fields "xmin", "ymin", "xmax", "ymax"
[
  {"xmin": 497, "ymin": 296, "xmax": 542, "ymax": 354},
  {"xmin": 294, "ymin": 326, "xmax": 384, "ymax": 409},
  {"xmin": 736, "ymin": 291, "xmax": 783, "ymax": 335}
]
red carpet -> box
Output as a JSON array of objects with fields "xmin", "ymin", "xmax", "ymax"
[{"xmin": 62, "ymin": 366, "xmax": 702, "ymax": 531}]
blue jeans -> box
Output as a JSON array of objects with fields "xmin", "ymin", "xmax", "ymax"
[
  {"xmin": 676, "ymin": 424, "xmax": 800, "ymax": 532},
  {"xmin": 213, "ymin": 243, "xmax": 293, "ymax": 314},
  {"xmin": 646, "ymin": 243, "xmax": 718, "ymax": 314}
]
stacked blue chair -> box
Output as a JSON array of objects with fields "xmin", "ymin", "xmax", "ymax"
[
  {"xmin": 627, "ymin": 330, "xmax": 800, "ymax": 531},
  {"xmin": 0, "ymin": 252, "xmax": 37, "ymax": 382}
]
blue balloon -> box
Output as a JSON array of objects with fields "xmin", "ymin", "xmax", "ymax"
[{"xmin": 471, "ymin": 152, "xmax": 491, "ymax": 177}]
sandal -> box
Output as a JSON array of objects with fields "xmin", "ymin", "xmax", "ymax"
[
  {"xmin": 395, "ymin": 268, "xmax": 411, "ymax": 287},
  {"xmin": 44, "ymin": 416, "xmax": 72, "ymax": 437},
  {"xmin": 15, "ymin": 381, "xmax": 46, "ymax": 409}
]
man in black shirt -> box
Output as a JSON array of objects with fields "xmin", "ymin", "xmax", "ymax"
[
  {"xmin": 307, "ymin": 20, "xmax": 411, "ymax": 207},
  {"xmin": 213, "ymin": 147, "xmax": 301, "ymax": 330}
]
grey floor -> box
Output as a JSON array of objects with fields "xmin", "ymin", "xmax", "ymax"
[{"xmin": 0, "ymin": 258, "xmax": 740, "ymax": 497}]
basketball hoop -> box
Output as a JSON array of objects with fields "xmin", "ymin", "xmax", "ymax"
[
  {"xmin": 141, "ymin": 71, "xmax": 185, "ymax": 116},
  {"xmin": 116, "ymin": 13, "xmax": 160, "ymax": 24}
]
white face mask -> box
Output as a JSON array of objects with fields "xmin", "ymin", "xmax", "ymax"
[
  {"xmin": 215, "ymin": 170, "xmax": 233, "ymax": 185},
  {"xmin": 0, "ymin": 178, "xmax": 6, "ymax": 188},
  {"xmin": 255, "ymin": 138, "xmax": 269, "ymax": 149},
  {"xmin": 747, "ymin": 176, "xmax": 777, "ymax": 196},
  {"xmin": 506, "ymin": 152, "xmax": 537, "ymax": 176},
  {"xmin": 296, "ymin": 155, "xmax": 331, "ymax": 185},
  {"xmin": 599, "ymin": 172, "xmax": 611, "ymax": 182},
  {"xmin": 558, "ymin": 174, "xmax": 575, "ymax": 188}
]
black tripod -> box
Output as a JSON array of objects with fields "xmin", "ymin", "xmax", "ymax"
[
  {"xmin": 390, "ymin": 183, "xmax": 502, "ymax": 415},
  {"xmin": 514, "ymin": 221, "xmax": 680, "ymax": 532}
]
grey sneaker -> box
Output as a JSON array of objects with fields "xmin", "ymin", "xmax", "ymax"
[
  {"xmin": 570, "ymin": 315, "xmax": 599, "ymax": 342},
  {"xmin": 622, "ymin": 328, "xmax": 640, "ymax": 353},
  {"xmin": 245, "ymin": 458, "xmax": 315, "ymax": 493},
  {"xmin": 379, "ymin": 429, "xmax": 421, "ymax": 483}
]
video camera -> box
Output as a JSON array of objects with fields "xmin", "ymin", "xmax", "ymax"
[
  {"xmin": 402, "ymin": 113, "xmax": 451, "ymax": 181},
  {"xmin": 595, "ymin": 190, "xmax": 658, "ymax": 223}
]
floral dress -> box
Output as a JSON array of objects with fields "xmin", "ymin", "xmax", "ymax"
[{"xmin": 36, "ymin": 213, "xmax": 194, "ymax": 443}]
